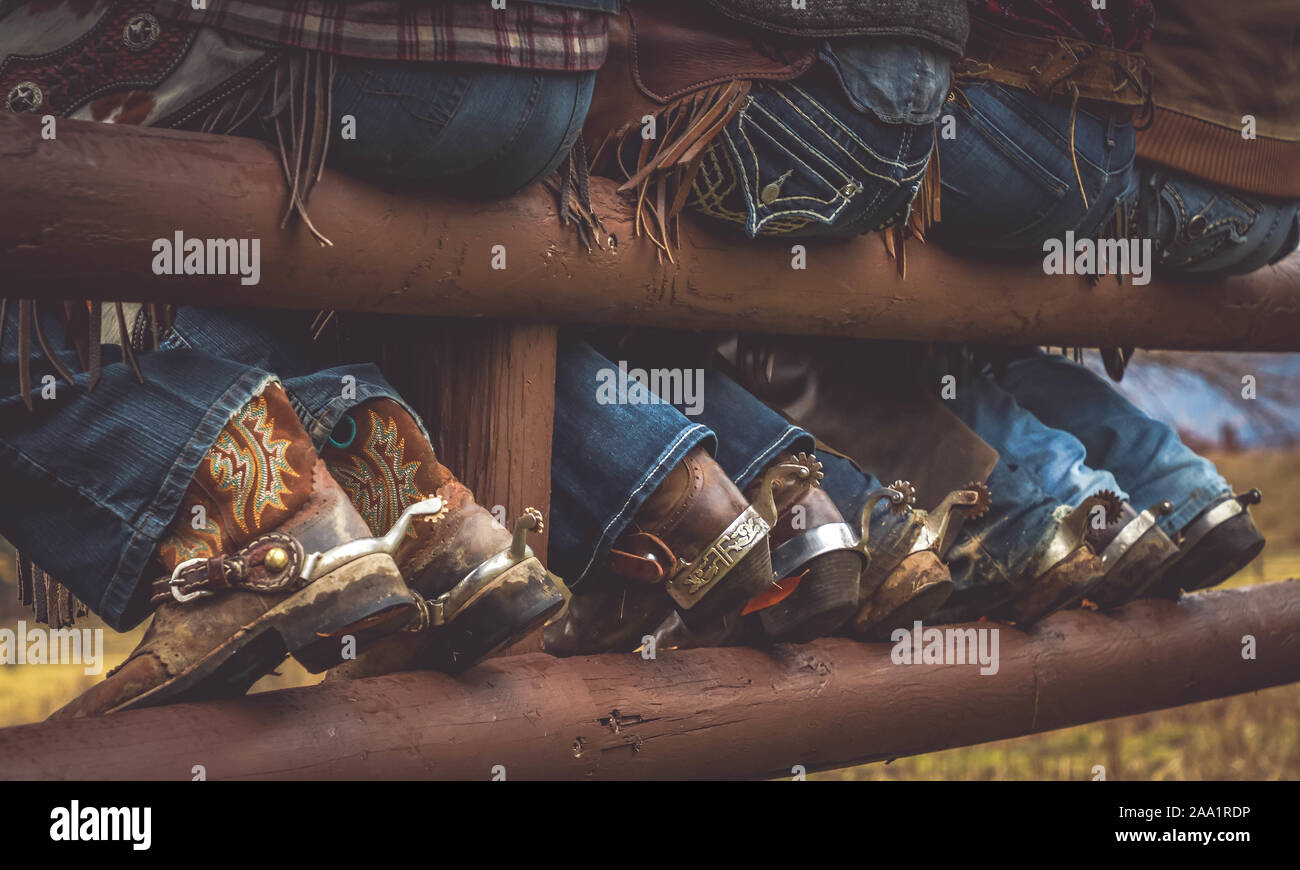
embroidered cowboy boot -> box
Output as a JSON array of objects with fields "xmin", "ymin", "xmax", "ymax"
[
  {"xmin": 543, "ymin": 446, "xmax": 799, "ymax": 655},
  {"xmin": 50, "ymin": 384, "xmax": 420, "ymax": 719},
  {"xmin": 1143, "ymin": 490, "xmax": 1265, "ymax": 599},
  {"xmin": 739, "ymin": 452, "xmax": 865, "ymax": 642},
  {"xmin": 321, "ymin": 399, "xmax": 567, "ymax": 676}
]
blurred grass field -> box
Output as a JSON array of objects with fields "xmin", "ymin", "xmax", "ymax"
[{"xmin": 1, "ymin": 447, "xmax": 1297, "ymax": 779}]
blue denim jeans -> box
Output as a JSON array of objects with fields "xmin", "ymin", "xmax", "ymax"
[
  {"xmin": 323, "ymin": 60, "xmax": 596, "ymax": 198},
  {"xmin": 0, "ymin": 306, "xmax": 409, "ymax": 631},
  {"xmin": 940, "ymin": 368, "xmax": 1125, "ymax": 611},
  {"xmin": 1132, "ymin": 165, "xmax": 1300, "ymax": 277},
  {"xmin": 937, "ymin": 352, "xmax": 1230, "ymax": 615},
  {"xmin": 998, "ymin": 351, "xmax": 1230, "ymax": 535},
  {"xmin": 548, "ymin": 338, "xmax": 817, "ymax": 584},
  {"xmin": 933, "ymin": 82, "xmax": 1138, "ymax": 254},
  {"xmin": 685, "ymin": 38, "xmax": 948, "ymax": 238}
]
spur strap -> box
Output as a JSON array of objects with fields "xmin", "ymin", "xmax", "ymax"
[{"xmin": 150, "ymin": 531, "xmax": 305, "ymax": 607}]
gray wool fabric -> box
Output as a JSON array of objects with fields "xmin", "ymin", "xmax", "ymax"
[{"xmin": 704, "ymin": 0, "xmax": 970, "ymax": 56}]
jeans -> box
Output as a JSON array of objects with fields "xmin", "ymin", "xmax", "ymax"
[
  {"xmin": 0, "ymin": 307, "xmax": 410, "ymax": 631},
  {"xmin": 320, "ymin": 60, "xmax": 595, "ymax": 198},
  {"xmin": 998, "ymin": 351, "xmax": 1230, "ymax": 535},
  {"xmin": 938, "ymin": 352, "xmax": 1230, "ymax": 614},
  {"xmin": 548, "ymin": 339, "xmax": 816, "ymax": 584},
  {"xmin": 548, "ymin": 337, "xmax": 915, "ymax": 588},
  {"xmin": 933, "ymin": 82, "xmax": 1137, "ymax": 254},
  {"xmin": 941, "ymin": 368, "xmax": 1124, "ymax": 611},
  {"xmin": 684, "ymin": 38, "xmax": 948, "ymax": 238},
  {"xmin": 1132, "ymin": 165, "xmax": 1300, "ymax": 277}
]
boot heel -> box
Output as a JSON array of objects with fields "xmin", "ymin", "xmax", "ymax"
[
  {"xmin": 851, "ymin": 549, "xmax": 954, "ymax": 641},
  {"xmin": 757, "ymin": 549, "xmax": 863, "ymax": 642},
  {"xmin": 276, "ymin": 552, "xmax": 418, "ymax": 673},
  {"xmin": 422, "ymin": 556, "xmax": 568, "ymax": 673}
]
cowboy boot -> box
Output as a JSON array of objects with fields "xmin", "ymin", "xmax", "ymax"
[
  {"xmin": 543, "ymin": 446, "xmax": 800, "ymax": 655},
  {"xmin": 51, "ymin": 384, "xmax": 420, "ymax": 719},
  {"xmin": 847, "ymin": 482, "xmax": 988, "ymax": 640},
  {"xmin": 322, "ymin": 399, "xmax": 567, "ymax": 676},
  {"xmin": 994, "ymin": 494, "xmax": 1117, "ymax": 625},
  {"xmin": 739, "ymin": 452, "xmax": 865, "ymax": 642},
  {"xmin": 1083, "ymin": 497, "xmax": 1181, "ymax": 609},
  {"xmin": 1143, "ymin": 490, "xmax": 1265, "ymax": 598}
]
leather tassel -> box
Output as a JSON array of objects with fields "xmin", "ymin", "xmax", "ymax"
[
  {"xmin": 605, "ymin": 81, "xmax": 750, "ymax": 254},
  {"xmin": 62, "ymin": 300, "xmax": 91, "ymax": 372},
  {"xmin": 17, "ymin": 299, "xmax": 33, "ymax": 411},
  {"xmin": 270, "ymin": 51, "xmax": 335, "ymax": 246},
  {"xmin": 31, "ymin": 301, "xmax": 80, "ymax": 387},
  {"xmin": 894, "ymin": 223, "xmax": 907, "ymax": 280},
  {"xmin": 115, "ymin": 301, "xmax": 144, "ymax": 383},
  {"xmin": 16, "ymin": 550, "xmax": 33, "ymax": 608},
  {"xmin": 31, "ymin": 563, "xmax": 49, "ymax": 625},
  {"xmin": 912, "ymin": 125, "xmax": 942, "ymax": 237},
  {"xmin": 86, "ymin": 300, "xmax": 102, "ymax": 390}
]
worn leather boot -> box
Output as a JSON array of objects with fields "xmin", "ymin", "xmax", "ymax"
[
  {"xmin": 1144, "ymin": 490, "xmax": 1265, "ymax": 598},
  {"xmin": 51, "ymin": 385, "xmax": 420, "ymax": 718},
  {"xmin": 543, "ymin": 446, "xmax": 801, "ymax": 655},
  {"xmin": 1083, "ymin": 498, "xmax": 1181, "ymax": 609},
  {"xmin": 847, "ymin": 482, "xmax": 989, "ymax": 641},
  {"xmin": 740, "ymin": 452, "xmax": 865, "ymax": 642},
  {"xmin": 995, "ymin": 494, "xmax": 1118, "ymax": 625},
  {"xmin": 323, "ymin": 399, "xmax": 567, "ymax": 675}
]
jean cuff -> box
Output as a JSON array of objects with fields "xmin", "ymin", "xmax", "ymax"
[
  {"xmin": 575, "ymin": 423, "xmax": 714, "ymax": 582},
  {"xmin": 98, "ymin": 368, "xmax": 277, "ymax": 629},
  {"xmin": 729, "ymin": 426, "xmax": 816, "ymax": 490}
]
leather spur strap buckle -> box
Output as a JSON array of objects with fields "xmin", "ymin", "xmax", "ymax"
[{"xmin": 155, "ymin": 496, "xmax": 446, "ymax": 607}]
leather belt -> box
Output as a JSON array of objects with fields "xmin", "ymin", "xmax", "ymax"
[{"xmin": 953, "ymin": 19, "xmax": 1151, "ymax": 114}]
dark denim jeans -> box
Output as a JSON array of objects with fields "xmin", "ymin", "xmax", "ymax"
[
  {"xmin": 548, "ymin": 339, "xmax": 815, "ymax": 584},
  {"xmin": 932, "ymin": 82, "xmax": 1137, "ymax": 255},
  {"xmin": 684, "ymin": 38, "xmax": 948, "ymax": 238},
  {"xmin": 1132, "ymin": 165, "xmax": 1300, "ymax": 277},
  {"xmin": 326, "ymin": 59, "xmax": 596, "ymax": 198},
  {"xmin": 0, "ymin": 306, "xmax": 411, "ymax": 630}
]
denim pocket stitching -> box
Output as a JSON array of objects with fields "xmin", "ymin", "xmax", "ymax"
[
  {"xmin": 740, "ymin": 100, "xmax": 853, "ymax": 204},
  {"xmin": 728, "ymin": 126, "xmax": 853, "ymax": 231},
  {"xmin": 987, "ymin": 83, "xmax": 1118, "ymax": 179},
  {"xmin": 730, "ymin": 115, "xmax": 855, "ymax": 231},
  {"xmin": 960, "ymin": 97, "xmax": 1069, "ymax": 198},
  {"xmin": 783, "ymin": 82, "xmax": 924, "ymax": 174}
]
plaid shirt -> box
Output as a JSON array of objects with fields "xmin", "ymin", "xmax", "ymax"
[
  {"xmin": 154, "ymin": 0, "xmax": 612, "ymax": 69},
  {"xmin": 970, "ymin": 0, "xmax": 1153, "ymax": 51}
]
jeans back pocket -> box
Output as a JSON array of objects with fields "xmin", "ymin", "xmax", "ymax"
[{"xmin": 692, "ymin": 80, "xmax": 914, "ymax": 237}]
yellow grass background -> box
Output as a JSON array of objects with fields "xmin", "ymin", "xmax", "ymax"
[{"xmin": 1, "ymin": 448, "xmax": 1296, "ymax": 780}]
